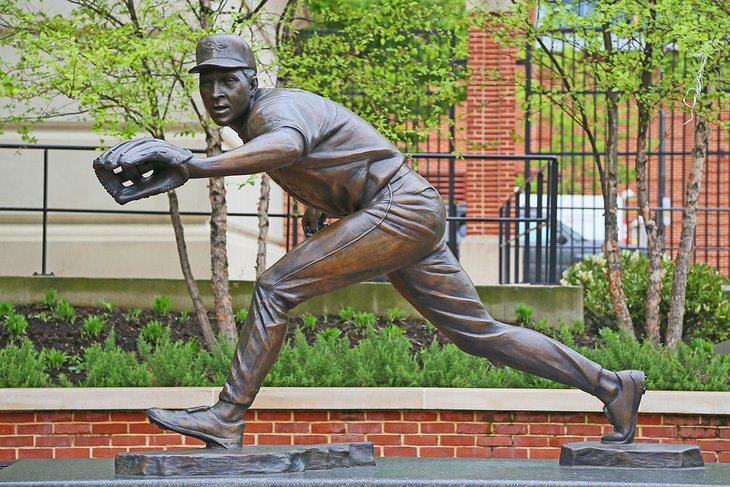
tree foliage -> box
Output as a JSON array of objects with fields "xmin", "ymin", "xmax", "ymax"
[
  {"xmin": 1, "ymin": 1, "xmax": 196, "ymax": 140},
  {"xmin": 280, "ymin": 0, "xmax": 467, "ymax": 149},
  {"xmin": 481, "ymin": 0, "xmax": 730, "ymax": 344},
  {"xmin": 0, "ymin": 0, "xmax": 274, "ymax": 348}
]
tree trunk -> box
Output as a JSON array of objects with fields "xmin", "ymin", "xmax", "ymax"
[
  {"xmin": 167, "ymin": 190, "xmax": 218, "ymax": 351},
  {"xmin": 206, "ymin": 128, "xmax": 237, "ymax": 345},
  {"xmin": 604, "ymin": 90, "xmax": 635, "ymax": 338},
  {"xmin": 633, "ymin": 0, "xmax": 663, "ymax": 346},
  {"xmin": 256, "ymin": 174, "xmax": 271, "ymax": 278},
  {"xmin": 635, "ymin": 111, "xmax": 664, "ymax": 346},
  {"xmin": 666, "ymin": 110, "xmax": 711, "ymax": 348}
]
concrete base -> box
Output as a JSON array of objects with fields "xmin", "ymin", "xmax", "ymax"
[
  {"xmin": 459, "ymin": 235, "xmax": 501, "ymax": 286},
  {"xmin": 560, "ymin": 442, "xmax": 705, "ymax": 469},
  {"xmin": 115, "ymin": 443, "xmax": 375, "ymax": 476},
  {"xmin": 2, "ymin": 457, "xmax": 729, "ymax": 487}
]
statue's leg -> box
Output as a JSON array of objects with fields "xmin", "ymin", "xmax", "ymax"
[
  {"xmin": 219, "ymin": 186, "xmax": 446, "ymax": 409},
  {"xmin": 148, "ymin": 171, "xmax": 446, "ymax": 447},
  {"xmin": 387, "ymin": 242, "xmax": 645, "ymax": 443}
]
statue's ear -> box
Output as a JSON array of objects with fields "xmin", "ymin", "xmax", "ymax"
[{"xmin": 250, "ymin": 76, "xmax": 259, "ymax": 94}]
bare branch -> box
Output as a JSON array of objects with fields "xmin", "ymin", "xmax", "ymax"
[
  {"xmin": 237, "ymin": 0, "xmax": 270, "ymax": 23},
  {"xmin": 65, "ymin": 0, "xmax": 125, "ymax": 27},
  {"xmin": 535, "ymin": 36, "xmax": 605, "ymax": 189},
  {"xmin": 184, "ymin": 0, "xmax": 203, "ymax": 26}
]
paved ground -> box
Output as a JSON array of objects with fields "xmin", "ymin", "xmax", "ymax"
[{"xmin": 1, "ymin": 457, "xmax": 729, "ymax": 487}]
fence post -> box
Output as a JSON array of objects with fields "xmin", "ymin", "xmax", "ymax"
[
  {"xmin": 547, "ymin": 158, "xmax": 559, "ymax": 284},
  {"xmin": 535, "ymin": 174, "xmax": 544, "ymax": 283},
  {"xmin": 498, "ymin": 205, "xmax": 504, "ymax": 284},
  {"xmin": 504, "ymin": 201, "xmax": 512, "ymax": 284},
  {"xmin": 33, "ymin": 149, "xmax": 51, "ymax": 276},
  {"xmin": 523, "ymin": 179, "xmax": 532, "ymax": 283}
]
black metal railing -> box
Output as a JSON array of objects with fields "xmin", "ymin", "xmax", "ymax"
[
  {"xmin": 2, "ymin": 144, "xmax": 558, "ymax": 281},
  {"xmin": 521, "ymin": 37, "xmax": 730, "ymax": 276},
  {"xmin": 498, "ymin": 156, "xmax": 560, "ymax": 284}
]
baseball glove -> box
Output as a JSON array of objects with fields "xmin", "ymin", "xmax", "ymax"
[{"xmin": 93, "ymin": 138, "xmax": 193, "ymax": 205}]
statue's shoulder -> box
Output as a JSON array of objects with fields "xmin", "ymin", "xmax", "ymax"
[
  {"xmin": 254, "ymin": 87, "xmax": 316, "ymax": 103},
  {"xmin": 251, "ymin": 88, "xmax": 334, "ymax": 118}
]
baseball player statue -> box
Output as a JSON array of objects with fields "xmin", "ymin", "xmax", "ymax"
[{"xmin": 94, "ymin": 34, "xmax": 645, "ymax": 449}]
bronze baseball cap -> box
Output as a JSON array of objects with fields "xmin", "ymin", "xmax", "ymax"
[{"xmin": 189, "ymin": 34, "xmax": 257, "ymax": 74}]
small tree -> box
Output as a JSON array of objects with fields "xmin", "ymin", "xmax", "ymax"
[
  {"xmin": 0, "ymin": 0, "xmax": 294, "ymax": 348},
  {"xmin": 482, "ymin": 0, "xmax": 638, "ymax": 337},
  {"xmin": 278, "ymin": 0, "xmax": 467, "ymax": 150},
  {"xmin": 482, "ymin": 0, "xmax": 729, "ymax": 343},
  {"xmin": 665, "ymin": 0, "xmax": 730, "ymax": 348}
]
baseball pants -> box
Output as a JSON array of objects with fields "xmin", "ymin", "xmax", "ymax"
[{"xmin": 219, "ymin": 164, "xmax": 604, "ymax": 406}]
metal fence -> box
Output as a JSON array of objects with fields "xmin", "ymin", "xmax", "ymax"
[
  {"xmin": 1, "ymin": 144, "xmax": 555, "ymax": 279},
  {"xmin": 519, "ymin": 36, "xmax": 730, "ymax": 277},
  {"xmin": 498, "ymin": 157, "xmax": 559, "ymax": 284}
]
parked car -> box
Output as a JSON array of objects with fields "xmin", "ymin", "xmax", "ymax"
[{"xmin": 509, "ymin": 218, "xmax": 602, "ymax": 283}]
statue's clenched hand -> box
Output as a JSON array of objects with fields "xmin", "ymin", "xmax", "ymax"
[{"xmin": 302, "ymin": 206, "xmax": 328, "ymax": 237}]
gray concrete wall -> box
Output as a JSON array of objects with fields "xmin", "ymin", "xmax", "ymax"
[{"xmin": 0, "ymin": 276, "xmax": 583, "ymax": 326}]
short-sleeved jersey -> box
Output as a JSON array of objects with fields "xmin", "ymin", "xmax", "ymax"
[{"xmin": 238, "ymin": 88, "xmax": 404, "ymax": 217}]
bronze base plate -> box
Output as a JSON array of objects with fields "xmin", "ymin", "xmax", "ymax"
[
  {"xmin": 115, "ymin": 442, "xmax": 375, "ymax": 477},
  {"xmin": 560, "ymin": 441, "xmax": 705, "ymax": 469}
]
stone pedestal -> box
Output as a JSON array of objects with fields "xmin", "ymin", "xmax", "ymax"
[
  {"xmin": 115, "ymin": 442, "xmax": 375, "ymax": 477},
  {"xmin": 560, "ymin": 442, "xmax": 705, "ymax": 469}
]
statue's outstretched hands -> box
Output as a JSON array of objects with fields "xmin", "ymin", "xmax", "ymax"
[{"xmin": 93, "ymin": 138, "xmax": 193, "ymax": 205}]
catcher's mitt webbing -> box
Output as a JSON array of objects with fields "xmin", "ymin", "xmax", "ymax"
[{"xmin": 93, "ymin": 139, "xmax": 192, "ymax": 205}]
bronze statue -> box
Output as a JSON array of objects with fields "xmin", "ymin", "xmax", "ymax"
[{"xmin": 93, "ymin": 34, "xmax": 645, "ymax": 450}]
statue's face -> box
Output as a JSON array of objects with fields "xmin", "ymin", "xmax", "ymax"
[{"xmin": 199, "ymin": 68, "xmax": 257, "ymax": 129}]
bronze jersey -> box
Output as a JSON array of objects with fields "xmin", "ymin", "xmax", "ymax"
[{"xmin": 239, "ymin": 88, "xmax": 404, "ymax": 217}]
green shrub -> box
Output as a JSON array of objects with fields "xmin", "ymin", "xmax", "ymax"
[
  {"xmin": 152, "ymin": 295, "xmax": 172, "ymax": 315},
  {"xmin": 99, "ymin": 300, "xmax": 114, "ymax": 314},
  {"xmin": 420, "ymin": 340, "xmax": 558, "ymax": 389},
  {"xmin": 198, "ymin": 337, "xmax": 235, "ymax": 385},
  {"xmin": 235, "ymin": 309, "xmax": 249, "ymax": 324},
  {"xmin": 82, "ymin": 332, "xmax": 151, "ymax": 387},
  {"xmin": 299, "ymin": 313, "xmax": 318, "ymax": 332},
  {"xmin": 514, "ymin": 303, "xmax": 533, "ymax": 326},
  {"xmin": 338, "ymin": 306, "xmax": 355, "ymax": 323},
  {"xmin": 0, "ymin": 302, "xmax": 15, "ymax": 321},
  {"xmin": 126, "ymin": 307, "xmax": 142, "ymax": 323},
  {"xmin": 33, "ymin": 311, "xmax": 49, "ymax": 323},
  {"xmin": 56, "ymin": 374, "xmax": 75, "ymax": 388},
  {"xmin": 350, "ymin": 326, "xmax": 420, "ymax": 386},
  {"xmin": 42, "ymin": 288, "xmax": 58, "ymax": 307},
  {"xmin": 54, "ymin": 298, "xmax": 76, "ymax": 323},
  {"xmin": 352, "ymin": 311, "xmax": 377, "ymax": 336},
  {"xmin": 580, "ymin": 329, "xmax": 729, "ymax": 392},
  {"xmin": 680, "ymin": 263, "xmax": 730, "ymax": 342},
  {"xmin": 40, "ymin": 348, "xmax": 69, "ymax": 370},
  {"xmin": 562, "ymin": 251, "xmax": 730, "ymax": 343},
  {"xmin": 386, "ymin": 307, "xmax": 408, "ymax": 324},
  {"xmin": 141, "ymin": 320, "xmax": 165, "ymax": 343},
  {"xmin": 137, "ymin": 328, "xmax": 208, "ymax": 386},
  {"xmin": 4, "ymin": 314, "xmax": 28, "ymax": 338},
  {"xmin": 421, "ymin": 340, "xmax": 489, "ymax": 387},
  {"xmin": 266, "ymin": 328, "xmax": 356, "ymax": 387},
  {"xmin": 80, "ymin": 315, "xmax": 105, "ymax": 339},
  {"xmin": 0, "ymin": 340, "xmax": 49, "ymax": 387}
]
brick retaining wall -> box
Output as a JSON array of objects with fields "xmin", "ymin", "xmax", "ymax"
[{"xmin": 1, "ymin": 410, "xmax": 728, "ymax": 463}]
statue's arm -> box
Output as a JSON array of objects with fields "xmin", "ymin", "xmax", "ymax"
[{"xmin": 187, "ymin": 128, "xmax": 304, "ymax": 178}]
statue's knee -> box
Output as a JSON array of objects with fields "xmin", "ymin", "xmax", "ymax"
[{"xmin": 253, "ymin": 271, "xmax": 293, "ymax": 314}]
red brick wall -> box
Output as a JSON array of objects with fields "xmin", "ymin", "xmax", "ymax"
[
  {"xmin": 464, "ymin": 21, "xmax": 520, "ymax": 235},
  {"xmin": 1, "ymin": 410, "xmax": 727, "ymax": 463}
]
